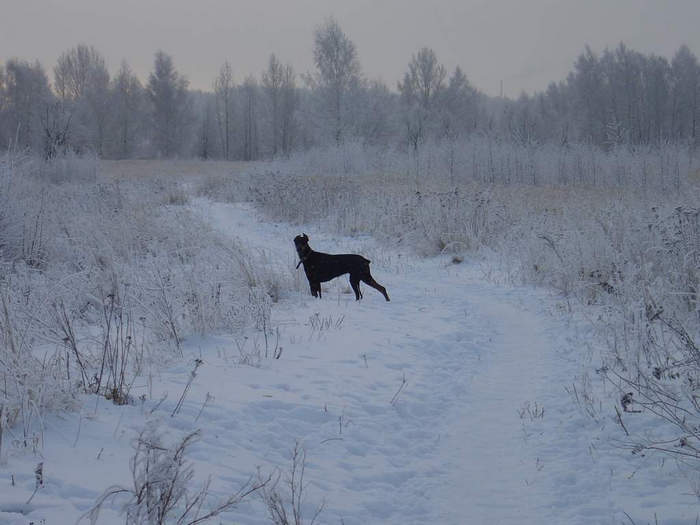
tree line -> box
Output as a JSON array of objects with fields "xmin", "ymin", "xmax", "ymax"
[{"xmin": 1, "ymin": 18, "xmax": 699, "ymax": 160}]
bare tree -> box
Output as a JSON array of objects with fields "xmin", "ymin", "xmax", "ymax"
[
  {"xmin": 214, "ymin": 61, "xmax": 235, "ymax": 160},
  {"xmin": 312, "ymin": 17, "xmax": 361, "ymax": 145}
]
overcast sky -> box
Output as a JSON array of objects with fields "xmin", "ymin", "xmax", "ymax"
[{"xmin": 2, "ymin": 0, "xmax": 699, "ymax": 97}]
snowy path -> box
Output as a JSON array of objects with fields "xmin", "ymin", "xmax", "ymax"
[
  {"xmin": 3, "ymin": 200, "xmax": 698, "ymax": 524},
  {"xmin": 197, "ymin": 201, "xmax": 558, "ymax": 524},
  {"xmin": 195, "ymin": 201, "xmax": 698, "ymax": 525}
]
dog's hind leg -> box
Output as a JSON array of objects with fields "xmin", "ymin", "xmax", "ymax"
[
  {"xmin": 349, "ymin": 276, "xmax": 363, "ymax": 300},
  {"xmin": 361, "ymin": 272, "xmax": 390, "ymax": 301}
]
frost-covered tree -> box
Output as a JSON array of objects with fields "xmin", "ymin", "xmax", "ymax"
[
  {"xmin": 350, "ymin": 79, "xmax": 398, "ymax": 146},
  {"xmin": 312, "ymin": 17, "xmax": 361, "ymax": 144},
  {"xmin": 398, "ymin": 47, "xmax": 446, "ymax": 148},
  {"xmin": 1, "ymin": 59, "xmax": 52, "ymax": 152},
  {"xmin": 439, "ymin": 66, "xmax": 480, "ymax": 138},
  {"xmin": 525, "ymin": 43, "xmax": 697, "ymax": 147},
  {"xmin": 641, "ymin": 54, "xmax": 671, "ymax": 144},
  {"xmin": 278, "ymin": 62, "xmax": 298, "ymax": 155},
  {"xmin": 241, "ymin": 76, "xmax": 260, "ymax": 161},
  {"xmin": 568, "ymin": 46, "xmax": 607, "ymax": 145},
  {"xmin": 670, "ymin": 44, "xmax": 699, "ymax": 143},
  {"xmin": 403, "ymin": 47, "xmax": 446, "ymax": 111},
  {"xmin": 0, "ymin": 65, "xmax": 6, "ymax": 147},
  {"xmin": 86, "ymin": 56, "xmax": 110, "ymax": 156},
  {"xmin": 2, "ymin": 35, "xmax": 699, "ymax": 157},
  {"xmin": 262, "ymin": 54, "xmax": 284, "ymax": 156},
  {"xmin": 109, "ymin": 61, "xmax": 144, "ymax": 158},
  {"xmin": 54, "ymin": 44, "xmax": 103, "ymax": 100},
  {"xmin": 214, "ymin": 61, "xmax": 235, "ymax": 160},
  {"xmin": 599, "ymin": 44, "xmax": 644, "ymax": 146},
  {"xmin": 262, "ymin": 54, "xmax": 298, "ymax": 156},
  {"xmin": 147, "ymin": 51, "xmax": 191, "ymax": 157},
  {"xmin": 197, "ymin": 94, "xmax": 217, "ymax": 159},
  {"xmin": 54, "ymin": 44, "xmax": 111, "ymax": 154}
]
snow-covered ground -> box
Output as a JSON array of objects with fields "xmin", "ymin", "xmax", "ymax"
[{"xmin": 1, "ymin": 199, "xmax": 697, "ymax": 524}]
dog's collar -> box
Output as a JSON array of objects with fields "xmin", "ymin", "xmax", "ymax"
[{"xmin": 296, "ymin": 255, "xmax": 308, "ymax": 269}]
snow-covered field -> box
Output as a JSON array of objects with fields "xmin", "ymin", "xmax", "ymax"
[{"xmin": 2, "ymin": 194, "xmax": 697, "ymax": 524}]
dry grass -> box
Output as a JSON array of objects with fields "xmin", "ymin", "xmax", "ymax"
[{"xmin": 98, "ymin": 159, "xmax": 255, "ymax": 180}]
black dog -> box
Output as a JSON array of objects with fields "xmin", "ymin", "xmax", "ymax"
[{"xmin": 294, "ymin": 234, "xmax": 390, "ymax": 301}]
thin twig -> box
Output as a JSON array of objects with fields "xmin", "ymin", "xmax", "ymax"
[{"xmin": 390, "ymin": 373, "xmax": 408, "ymax": 405}]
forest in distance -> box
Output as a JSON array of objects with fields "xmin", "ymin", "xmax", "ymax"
[{"xmin": 1, "ymin": 17, "xmax": 700, "ymax": 161}]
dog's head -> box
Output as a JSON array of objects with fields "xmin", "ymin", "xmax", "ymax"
[{"xmin": 293, "ymin": 233, "xmax": 310, "ymax": 259}]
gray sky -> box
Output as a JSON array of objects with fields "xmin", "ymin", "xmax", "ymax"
[{"xmin": 2, "ymin": 0, "xmax": 699, "ymax": 97}]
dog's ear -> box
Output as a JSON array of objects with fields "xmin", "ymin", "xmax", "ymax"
[{"xmin": 303, "ymin": 233, "xmax": 309, "ymax": 241}]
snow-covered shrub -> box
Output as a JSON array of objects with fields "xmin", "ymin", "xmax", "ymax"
[
  {"xmin": 259, "ymin": 442, "xmax": 324, "ymax": 525},
  {"xmin": 35, "ymin": 150, "xmax": 98, "ymax": 185},
  {"xmin": 265, "ymin": 138, "xmax": 696, "ymax": 192},
  {"xmin": 592, "ymin": 205, "xmax": 700, "ymax": 472},
  {"xmin": 86, "ymin": 423, "xmax": 267, "ymax": 524},
  {"xmin": 0, "ymin": 155, "xmax": 273, "ymax": 455},
  {"xmin": 194, "ymin": 170, "xmax": 254, "ymax": 203}
]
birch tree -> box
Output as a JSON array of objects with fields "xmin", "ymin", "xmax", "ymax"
[{"xmin": 54, "ymin": 44, "xmax": 110, "ymax": 154}]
